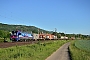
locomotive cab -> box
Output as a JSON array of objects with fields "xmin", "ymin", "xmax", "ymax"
[{"xmin": 10, "ymin": 30, "xmax": 21, "ymax": 41}]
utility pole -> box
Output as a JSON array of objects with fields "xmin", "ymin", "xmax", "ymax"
[
  {"xmin": 55, "ymin": 28, "xmax": 57, "ymax": 39},
  {"xmin": 38, "ymin": 28, "xmax": 39, "ymax": 34},
  {"xmin": 65, "ymin": 31, "xmax": 66, "ymax": 37},
  {"xmin": 55, "ymin": 28, "xmax": 57, "ymax": 35}
]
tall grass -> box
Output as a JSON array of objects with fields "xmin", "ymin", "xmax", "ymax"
[
  {"xmin": 69, "ymin": 40, "xmax": 90, "ymax": 60},
  {"xmin": 0, "ymin": 40, "xmax": 69, "ymax": 60}
]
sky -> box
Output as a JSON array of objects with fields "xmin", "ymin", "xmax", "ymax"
[{"xmin": 0, "ymin": 0, "xmax": 90, "ymax": 35}]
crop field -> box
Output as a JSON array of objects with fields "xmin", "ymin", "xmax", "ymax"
[
  {"xmin": 0, "ymin": 40, "xmax": 69, "ymax": 60},
  {"xmin": 75, "ymin": 40, "xmax": 90, "ymax": 52},
  {"xmin": 69, "ymin": 40, "xmax": 90, "ymax": 60}
]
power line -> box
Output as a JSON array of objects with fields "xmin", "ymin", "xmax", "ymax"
[
  {"xmin": 0, "ymin": 8, "xmax": 24, "ymax": 22},
  {"xmin": 0, "ymin": 15, "xmax": 15, "ymax": 20}
]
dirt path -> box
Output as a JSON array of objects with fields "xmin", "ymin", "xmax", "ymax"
[{"xmin": 45, "ymin": 42, "xmax": 71, "ymax": 60}]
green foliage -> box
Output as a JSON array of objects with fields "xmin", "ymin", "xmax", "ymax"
[
  {"xmin": 0, "ymin": 38, "xmax": 11, "ymax": 43},
  {"xmin": 0, "ymin": 23, "xmax": 52, "ymax": 34},
  {"xmin": 52, "ymin": 32, "xmax": 61, "ymax": 38},
  {"xmin": 0, "ymin": 30, "xmax": 10, "ymax": 38},
  {"xmin": 0, "ymin": 40, "xmax": 69, "ymax": 60},
  {"xmin": 69, "ymin": 40, "xmax": 90, "ymax": 60},
  {"xmin": 0, "ymin": 38, "xmax": 4, "ymax": 42}
]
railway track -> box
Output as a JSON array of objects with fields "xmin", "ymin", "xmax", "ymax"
[
  {"xmin": 0, "ymin": 40, "xmax": 39, "ymax": 48},
  {"xmin": 0, "ymin": 40, "xmax": 58, "ymax": 48}
]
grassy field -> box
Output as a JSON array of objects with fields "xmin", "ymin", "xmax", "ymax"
[
  {"xmin": 0, "ymin": 40, "xmax": 69, "ymax": 60},
  {"xmin": 69, "ymin": 40, "xmax": 90, "ymax": 60}
]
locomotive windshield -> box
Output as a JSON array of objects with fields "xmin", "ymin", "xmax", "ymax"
[{"xmin": 11, "ymin": 31, "xmax": 18, "ymax": 36}]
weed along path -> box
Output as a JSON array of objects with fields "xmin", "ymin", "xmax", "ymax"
[{"xmin": 46, "ymin": 42, "xmax": 71, "ymax": 60}]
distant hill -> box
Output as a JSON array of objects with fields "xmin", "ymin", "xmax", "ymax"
[
  {"xmin": 0, "ymin": 23, "xmax": 53, "ymax": 34},
  {"xmin": 0, "ymin": 23, "xmax": 90, "ymax": 40}
]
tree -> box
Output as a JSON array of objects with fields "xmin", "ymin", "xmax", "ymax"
[
  {"xmin": 0, "ymin": 30, "xmax": 4, "ymax": 38},
  {"xmin": 52, "ymin": 32, "xmax": 57, "ymax": 35},
  {"xmin": 59, "ymin": 32, "xmax": 65, "ymax": 36},
  {"xmin": 0, "ymin": 30, "xmax": 10, "ymax": 38}
]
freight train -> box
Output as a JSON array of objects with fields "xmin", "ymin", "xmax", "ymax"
[
  {"xmin": 10, "ymin": 30, "xmax": 58, "ymax": 42},
  {"xmin": 10, "ymin": 30, "xmax": 70, "ymax": 42}
]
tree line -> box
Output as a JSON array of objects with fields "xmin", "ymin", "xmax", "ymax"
[{"xmin": 52, "ymin": 32, "xmax": 90, "ymax": 40}]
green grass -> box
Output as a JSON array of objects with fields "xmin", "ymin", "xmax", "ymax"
[
  {"xmin": 0, "ymin": 40, "xmax": 69, "ymax": 60},
  {"xmin": 69, "ymin": 40, "xmax": 90, "ymax": 60}
]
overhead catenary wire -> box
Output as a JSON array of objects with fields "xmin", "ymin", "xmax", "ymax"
[
  {"xmin": 0, "ymin": 7, "xmax": 25, "ymax": 23},
  {"xmin": 0, "ymin": 15, "xmax": 16, "ymax": 21},
  {"xmin": 0, "ymin": 7, "xmax": 38, "ymax": 26},
  {"xmin": 0, "ymin": 14, "xmax": 25, "ymax": 24}
]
